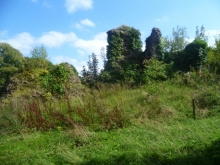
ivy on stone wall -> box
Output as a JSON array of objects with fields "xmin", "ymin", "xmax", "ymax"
[{"xmin": 103, "ymin": 25, "xmax": 143, "ymax": 83}]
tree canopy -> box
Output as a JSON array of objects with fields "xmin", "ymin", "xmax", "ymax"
[{"xmin": 0, "ymin": 43, "xmax": 26, "ymax": 89}]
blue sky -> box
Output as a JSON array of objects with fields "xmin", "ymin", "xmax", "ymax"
[{"xmin": 1, "ymin": 0, "xmax": 220, "ymax": 72}]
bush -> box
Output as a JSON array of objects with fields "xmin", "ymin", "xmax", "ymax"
[
  {"xmin": 195, "ymin": 89, "xmax": 220, "ymax": 110},
  {"xmin": 173, "ymin": 38, "xmax": 207, "ymax": 72},
  {"xmin": 206, "ymin": 38, "xmax": 220, "ymax": 74},
  {"xmin": 41, "ymin": 63, "xmax": 74, "ymax": 94},
  {"xmin": 142, "ymin": 58, "xmax": 173, "ymax": 83}
]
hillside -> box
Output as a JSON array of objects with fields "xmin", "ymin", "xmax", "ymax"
[{"xmin": 1, "ymin": 74, "xmax": 220, "ymax": 164}]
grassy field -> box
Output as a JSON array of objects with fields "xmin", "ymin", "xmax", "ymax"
[{"xmin": 0, "ymin": 78, "xmax": 220, "ymax": 165}]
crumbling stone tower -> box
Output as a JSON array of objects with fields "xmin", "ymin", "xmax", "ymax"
[
  {"xmin": 105, "ymin": 25, "xmax": 143, "ymax": 71},
  {"xmin": 144, "ymin": 27, "xmax": 162, "ymax": 59}
]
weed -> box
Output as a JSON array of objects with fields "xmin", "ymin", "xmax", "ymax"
[{"xmin": 1, "ymin": 75, "xmax": 220, "ymax": 164}]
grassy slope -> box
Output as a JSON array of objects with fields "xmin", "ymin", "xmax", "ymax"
[{"xmin": 0, "ymin": 81, "xmax": 220, "ymax": 165}]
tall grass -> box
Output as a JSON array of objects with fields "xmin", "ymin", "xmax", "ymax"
[
  {"xmin": 1, "ymin": 71, "xmax": 220, "ymax": 164},
  {"xmin": 1, "ymin": 88, "xmax": 129, "ymax": 132},
  {"xmin": 1, "ymin": 71, "xmax": 219, "ymax": 133}
]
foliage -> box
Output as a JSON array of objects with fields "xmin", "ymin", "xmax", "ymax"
[
  {"xmin": 1, "ymin": 80, "xmax": 220, "ymax": 164},
  {"xmin": 195, "ymin": 25, "xmax": 208, "ymax": 41},
  {"xmin": 161, "ymin": 26, "xmax": 209, "ymax": 73},
  {"xmin": 24, "ymin": 56, "xmax": 53, "ymax": 70},
  {"xmin": 195, "ymin": 89, "xmax": 220, "ymax": 110},
  {"xmin": 126, "ymin": 26, "xmax": 143, "ymax": 52},
  {"xmin": 0, "ymin": 42, "xmax": 25, "ymax": 68},
  {"xmin": 163, "ymin": 26, "xmax": 188, "ymax": 53},
  {"xmin": 159, "ymin": 27, "xmax": 191, "ymax": 72},
  {"xmin": 206, "ymin": 36, "xmax": 220, "ymax": 73},
  {"xmin": 87, "ymin": 53, "xmax": 99, "ymax": 80},
  {"xmin": 104, "ymin": 25, "xmax": 142, "ymax": 83},
  {"xmin": 0, "ymin": 66, "xmax": 18, "ymax": 88},
  {"xmin": 185, "ymin": 38, "xmax": 207, "ymax": 69},
  {"xmin": 106, "ymin": 33, "xmax": 124, "ymax": 71},
  {"xmin": 81, "ymin": 53, "xmax": 99, "ymax": 86},
  {"xmin": 28, "ymin": 45, "xmax": 51, "ymax": 69},
  {"xmin": 0, "ymin": 43, "xmax": 25, "ymax": 89},
  {"xmin": 121, "ymin": 60, "xmax": 141, "ymax": 84},
  {"xmin": 98, "ymin": 70, "xmax": 114, "ymax": 83},
  {"xmin": 99, "ymin": 59, "xmax": 142, "ymax": 84},
  {"xmin": 174, "ymin": 38, "xmax": 208, "ymax": 72},
  {"xmin": 0, "ymin": 85, "xmax": 129, "ymax": 131},
  {"xmin": 155, "ymin": 38, "xmax": 166, "ymax": 61},
  {"xmin": 142, "ymin": 58, "xmax": 173, "ymax": 83},
  {"xmin": 41, "ymin": 63, "xmax": 73, "ymax": 94},
  {"xmin": 2, "ymin": 25, "xmax": 220, "ymax": 164}
]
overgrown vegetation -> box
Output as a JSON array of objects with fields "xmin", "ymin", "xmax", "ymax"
[{"xmin": 1, "ymin": 25, "xmax": 220, "ymax": 164}]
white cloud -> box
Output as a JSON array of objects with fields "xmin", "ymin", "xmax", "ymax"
[
  {"xmin": 72, "ymin": 32, "xmax": 107, "ymax": 71},
  {"xmin": 0, "ymin": 32, "xmax": 36, "ymax": 54},
  {"xmin": 142, "ymin": 45, "xmax": 145, "ymax": 51},
  {"xmin": 206, "ymin": 30, "xmax": 220, "ymax": 38},
  {"xmin": 73, "ymin": 32, "xmax": 107, "ymax": 55},
  {"xmin": 51, "ymin": 55, "xmax": 87, "ymax": 72},
  {"xmin": 73, "ymin": 19, "xmax": 95, "ymax": 31},
  {"xmin": 0, "ymin": 31, "xmax": 107, "ymax": 58},
  {"xmin": 185, "ymin": 38, "xmax": 194, "ymax": 44},
  {"xmin": 81, "ymin": 18, "xmax": 95, "ymax": 27},
  {"xmin": 154, "ymin": 16, "xmax": 169, "ymax": 22},
  {"xmin": 183, "ymin": 30, "xmax": 220, "ymax": 47},
  {"xmin": 65, "ymin": 0, "xmax": 93, "ymax": 13},
  {"xmin": 205, "ymin": 30, "xmax": 220, "ymax": 46},
  {"xmin": 38, "ymin": 31, "xmax": 77, "ymax": 47},
  {"xmin": 0, "ymin": 31, "xmax": 107, "ymax": 71}
]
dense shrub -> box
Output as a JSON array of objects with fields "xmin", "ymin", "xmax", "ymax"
[
  {"xmin": 206, "ymin": 38, "xmax": 220, "ymax": 74},
  {"xmin": 172, "ymin": 38, "xmax": 208, "ymax": 72},
  {"xmin": 142, "ymin": 58, "xmax": 173, "ymax": 83},
  {"xmin": 41, "ymin": 63, "xmax": 75, "ymax": 94},
  {"xmin": 0, "ymin": 43, "xmax": 25, "ymax": 89},
  {"xmin": 195, "ymin": 89, "xmax": 220, "ymax": 111}
]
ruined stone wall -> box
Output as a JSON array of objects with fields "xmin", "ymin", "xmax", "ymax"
[
  {"xmin": 105, "ymin": 25, "xmax": 162, "ymax": 75},
  {"xmin": 144, "ymin": 28, "xmax": 162, "ymax": 59},
  {"xmin": 106, "ymin": 25, "xmax": 142, "ymax": 60}
]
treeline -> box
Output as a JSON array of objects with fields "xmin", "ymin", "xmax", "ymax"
[
  {"xmin": 81, "ymin": 25, "xmax": 220, "ymax": 86},
  {"xmin": 0, "ymin": 25, "xmax": 220, "ymax": 95},
  {"xmin": 0, "ymin": 44, "xmax": 77, "ymax": 96}
]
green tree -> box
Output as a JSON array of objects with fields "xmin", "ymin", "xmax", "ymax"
[
  {"xmin": 29, "ymin": 45, "xmax": 50, "ymax": 69},
  {"xmin": 160, "ymin": 26, "xmax": 188, "ymax": 68},
  {"xmin": 164, "ymin": 26, "xmax": 188, "ymax": 53},
  {"xmin": 90, "ymin": 53, "xmax": 99, "ymax": 80},
  {"xmin": 195, "ymin": 25, "xmax": 208, "ymax": 41},
  {"xmin": 142, "ymin": 58, "xmax": 173, "ymax": 83},
  {"xmin": 81, "ymin": 66, "xmax": 88, "ymax": 81},
  {"xmin": 0, "ymin": 43, "xmax": 25, "ymax": 68},
  {"xmin": 81, "ymin": 53, "xmax": 99, "ymax": 85},
  {"xmin": 156, "ymin": 38, "xmax": 167, "ymax": 61},
  {"xmin": 174, "ymin": 38, "xmax": 208, "ymax": 72},
  {"xmin": 0, "ymin": 43, "xmax": 25, "ymax": 89},
  {"xmin": 206, "ymin": 36, "xmax": 220, "ymax": 73}
]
